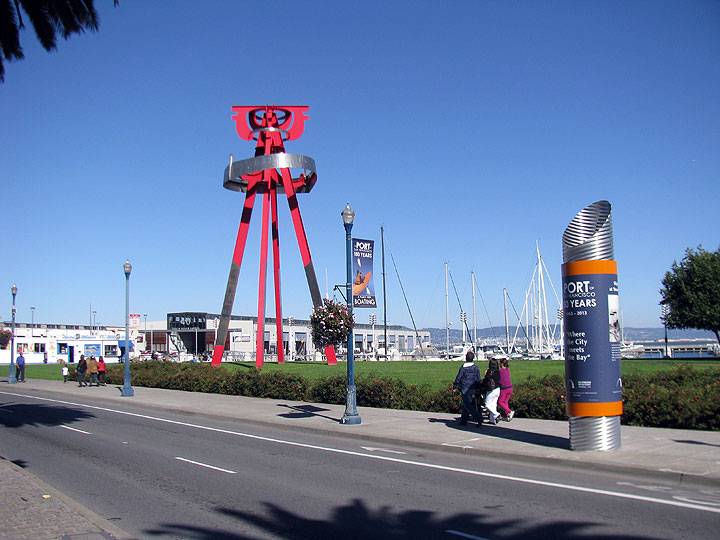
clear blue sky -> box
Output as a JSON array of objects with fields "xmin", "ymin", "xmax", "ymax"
[{"xmin": 1, "ymin": 1, "xmax": 718, "ymax": 330}]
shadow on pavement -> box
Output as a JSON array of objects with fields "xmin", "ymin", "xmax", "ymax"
[
  {"xmin": 672, "ymin": 439, "xmax": 720, "ymax": 448},
  {"xmin": 144, "ymin": 498, "xmax": 664, "ymax": 539},
  {"xmin": 428, "ymin": 417, "xmax": 568, "ymax": 449},
  {"xmin": 277, "ymin": 404, "xmax": 341, "ymax": 422},
  {"xmin": 0, "ymin": 402, "xmax": 95, "ymax": 429}
]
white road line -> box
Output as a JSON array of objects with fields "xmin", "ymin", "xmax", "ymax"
[
  {"xmin": 60, "ymin": 425, "xmax": 92, "ymax": 434},
  {"xmin": 175, "ymin": 457, "xmax": 237, "ymax": 474},
  {"xmin": 446, "ymin": 530, "xmax": 490, "ymax": 540},
  {"xmin": 360, "ymin": 446, "xmax": 407, "ymax": 454},
  {"xmin": 2, "ymin": 390, "xmax": 719, "ymax": 515}
]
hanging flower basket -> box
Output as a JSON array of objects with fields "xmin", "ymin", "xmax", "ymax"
[
  {"xmin": 310, "ymin": 299, "xmax": 354, "ymax": 349},
  {"xmin": 0, "ymin": 329, "xmax": 11, "ymax": 350}
]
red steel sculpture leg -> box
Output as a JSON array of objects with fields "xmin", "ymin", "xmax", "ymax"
[
  {"xmin": 271, "ymin": 185, "xmax": 285, "ymax": 363},
  {"xmin": 211, "ymin": 179, "xmax": 258, "ymax": 367},
  {"xmin": 255, "ymin": 186, "xmax": 271, "ymax": 369},
  {"xmin": 279, "ymin": 167, "xmax": 338, "ymax": 364}
]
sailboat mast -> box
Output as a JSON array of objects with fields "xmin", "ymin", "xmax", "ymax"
[
  {"xmin": 503, "ymin": 288, "xmax": 510, "ymax": 356},
  {"xmin": 471, "ymin": 271, "xmax": 477, "ymax": 347},
  {"xmin": 537, "ymin": 241, "xmax": 544, "ymax": 356},
  {"xmin": 381, "ymin": 226, "xmax": 388, "ymax": 358},
  {"xmin": 445, "ymin": 262, "xmax": 449, "ymax": 356}
]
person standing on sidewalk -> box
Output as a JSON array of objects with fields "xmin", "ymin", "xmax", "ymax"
[
  {"xmin": 483, "ymin": 358, "xmax": 502, "ymax": 424},
  {"xmin": 453, "ymin": 350, "xmax": 483, "ymax": 426},
  {"xmin": 87, "ymin": 356, "xmax": 99, "ymax": 386},
  {"xmin": 97, "ymin": 356, "xmax": 107, "ymax": 385},
  {"xmin": 76, "ymin": 355, "xmax": 88, "ymax": 387},
  {"xmin": 16, "ymin": 350, "xmax": 26, "ymax": 382},
  {"xmin": 498, "ymin": 357, "xmax": 515, "ymax": 421},
  {"xmin": 61, "ymin": 361, "xmax": 69, "ymax": 383}
]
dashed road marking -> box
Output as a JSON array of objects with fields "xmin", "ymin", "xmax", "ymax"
[
  {"xmin": 175, "ymin": 457, "xmax": 237, "ymax": 474},
  {"xmin": 60, "ymin": 425, "xmax": 91, "ymax": 435}
]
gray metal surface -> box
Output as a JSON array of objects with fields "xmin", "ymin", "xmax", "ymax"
[
  {"xmin": 562, "ymin": 200, "xmax": 620, "ymax": 451},
  {"xmin": 569, "ymin": 416, "xmax": 622, "ymax": 451},
  {"xmin": 223, "ymin": 153, "xmax": 317, "ymax": 192},
  {"xmin": 562, "ymin": 200, "xmax": 614, "ymax": 262}
]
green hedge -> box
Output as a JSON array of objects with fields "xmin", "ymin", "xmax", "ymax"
[{"xmin": 71, "ymin": 362, "xmax": 720, "ymax": 430}]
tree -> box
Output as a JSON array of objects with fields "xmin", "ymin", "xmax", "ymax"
[
  {"xmin": 660, "ymin": 246, "xmax": 720, "ymax": 345},
  {"xmin": 0, "ymin": 0, "xmax": 117, "ymax": 83}
]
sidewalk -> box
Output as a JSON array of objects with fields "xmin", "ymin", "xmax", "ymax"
[
  {"xmin": 0, "ymin": 456, "xmax": 132, "ymax": 540},
  {"xmin": 5, "ymin": 378, "xmax": 720, "ymax": 487}
]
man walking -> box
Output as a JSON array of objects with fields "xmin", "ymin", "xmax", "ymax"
[
  {"xmin": 16, "ymin": 350, "xmax": 26, "ymax": 382},
  {"xmin": 453, "ymin": 350, "xmax": 482, "ymax": 426}
]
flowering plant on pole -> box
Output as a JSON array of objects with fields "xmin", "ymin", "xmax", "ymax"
[
  {"xmin": 310, "ymin": 299, "xmax": 354, "ymax": 350},
  {"xmin": 0, "ymin": 328, "xmax": 11, "ymax": 349}
]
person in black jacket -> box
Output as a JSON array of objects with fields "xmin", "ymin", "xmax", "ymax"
[{"xmin": 453, "ymin": 350, "xmax": 483, "ymax": 426}]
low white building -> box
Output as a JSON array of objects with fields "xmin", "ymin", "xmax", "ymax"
[
  {"xmin": 0, "ymin": 322, "xmax": 141, "ymax": 365},
  {"xmin": 1, "ymin": 312, "xmax": 430, "ymax": 364}
]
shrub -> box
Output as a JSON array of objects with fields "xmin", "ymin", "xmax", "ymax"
[{"xmin": 74, "ymin": 361, "xmax": 720, "ymax": 430}]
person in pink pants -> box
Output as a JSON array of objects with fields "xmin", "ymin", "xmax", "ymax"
[{"xmin": 498, "ymin": 358, "xmax": 514, "ymax": 420}]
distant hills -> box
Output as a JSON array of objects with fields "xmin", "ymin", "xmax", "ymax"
[{"xmin": 422, "ymin": 326, "xmax": 716, "ymax": 345}]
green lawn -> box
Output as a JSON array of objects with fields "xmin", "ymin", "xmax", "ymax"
[{"xmin": 5, "ymin": 358, "xmax": 718, "ymax": 391}]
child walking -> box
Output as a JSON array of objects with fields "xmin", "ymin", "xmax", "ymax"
[
  {"xmin": 61, "ymin": 361, "xmax": 69, "ymax": 383},
  {"xmin": 498, "ymin": 358, "xmax": 514, "ymax": 420}
]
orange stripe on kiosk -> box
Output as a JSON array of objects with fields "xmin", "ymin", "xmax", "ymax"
[{"xmin": 562, "ymin": 201, "xmax": 622, "ymax": 451}]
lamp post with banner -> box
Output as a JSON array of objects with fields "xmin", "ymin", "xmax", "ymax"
[{"xmin": 340, "ymin": 203, "xmax": 361, "ymax": 425}]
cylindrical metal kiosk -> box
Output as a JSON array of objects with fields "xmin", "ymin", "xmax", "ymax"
[{"xmin": 562, "ymin": 200, "xmax": 622, "ymax": 451}]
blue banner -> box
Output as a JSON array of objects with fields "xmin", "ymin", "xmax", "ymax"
[
  {"xmin": 563, "ymin": 273, "xmax": 622, "ymax": 403},
  {"xmin": 352, "ymin": 238, "xmax": 377, "ymax": 308}
]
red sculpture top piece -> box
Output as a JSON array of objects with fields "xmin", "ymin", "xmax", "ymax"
[{"xmin": 231, "ymin": 105, "xmax": 310, "ymax": 142}]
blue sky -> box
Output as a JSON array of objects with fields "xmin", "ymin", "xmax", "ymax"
[{"xmin": 1, "ymin": 1, "xmax": 718, "ymax": 330}]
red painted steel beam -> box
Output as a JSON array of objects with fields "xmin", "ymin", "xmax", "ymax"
[
  {"xmin": 211, "ymin": 179, "xmax": 258, "ymax": 367},
  {"xmin": 271, "ymin": 185, "xmax": 285, "ymax": 363}
]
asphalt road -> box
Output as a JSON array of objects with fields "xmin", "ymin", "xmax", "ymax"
[{"xmin": 0, "ymin": 390, "xmax": 718, "ymax": 540}]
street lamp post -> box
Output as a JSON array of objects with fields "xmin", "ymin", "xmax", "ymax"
[
  {"xmin": 143, "ymin": 314, "xmax": 148, "ymax": 353},
  {"xmin": 288, "ymin": 316, "xmax": 294, "ymax": 362},
  {"xmin": 8, "ymin": 284, "xmax": 18, "ymax": 384},
  {"xmin": 121, "ymin": 260, "xmax": 134, "ymax": 397},
  {"xmin": 340, "ymin": 203, "xmax": 361, "ymax": 425},
  {"xmin": 30, "ymin": 306, "xmax": 35, "ymax": 338},
  {"xmin": 370, "ymin": 313, "xmax": 376, "ymax": 357},
  {"xmin": 661, "ymin": 304, "xmax": 670, "ymax": 359},
  {"xmin": 92, "ymin": 310, "xmax": 97, "ymax": 335}
]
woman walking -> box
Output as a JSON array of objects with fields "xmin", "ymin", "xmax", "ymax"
[
  {"xmin": 97, "ymin": 356, "xmax": 107, "ymax": 385},
  {"xmin": 498, "ymin": 358, "xmax": 515, "ymax": 420},
  {"xmin": 483, "ymin": 358, "xmax": 502, "ymax": 424}
]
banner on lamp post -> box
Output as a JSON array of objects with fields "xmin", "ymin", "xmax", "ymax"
[
  {"xmin": 129, "ymin": 313, "xmax": 141, "ymax": 329},
  {"xmin": 352, "ymin": 238, "xmax": 377, "ymax": 308}
]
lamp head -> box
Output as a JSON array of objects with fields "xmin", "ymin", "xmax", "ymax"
[
  {"xmin": 341, "ymin": 203, "xmax": 355, "ymax": 225},
  {"xmin": 11, "ymin": 284, "xmax": 17, "ymax": 297},
  {"xmin": 123, "ymin": 259, "xmax": 132, "ymax": 277}
]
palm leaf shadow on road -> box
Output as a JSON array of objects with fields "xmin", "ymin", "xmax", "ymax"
[
  {"xmin": 145, "ymin": 498, "xmax": 664, "ymax": 539},
  {"xmin": 0, "ymin": 402, "xmax": 95, "ymax": 429}
]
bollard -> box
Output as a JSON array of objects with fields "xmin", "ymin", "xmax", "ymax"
[{"xmin": 562, "ymin": 200, "xmax": 622, "ymax": 451}]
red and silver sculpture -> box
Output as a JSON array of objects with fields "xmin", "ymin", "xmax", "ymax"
[{"xmin": 211, "ymin": 105, "xmax": 337, "ymax": 368}]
